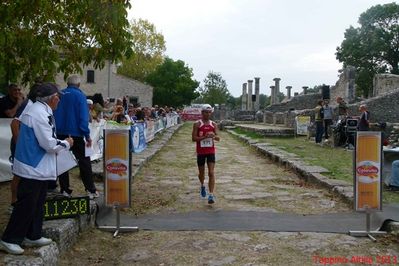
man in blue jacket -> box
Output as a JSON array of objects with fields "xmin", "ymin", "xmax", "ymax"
[{"xmin": 50, "ymin": 74, "xmax": 98, "ymax": 199}]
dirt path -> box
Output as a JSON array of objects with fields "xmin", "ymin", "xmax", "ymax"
[{"xmin": 54, "ymin": 123, "xmax": 399, "ymax": 265}]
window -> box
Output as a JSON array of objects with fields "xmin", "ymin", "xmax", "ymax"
[{"xmin": 87, "ymin": 70, "xmax": 95, "ymax": 83}]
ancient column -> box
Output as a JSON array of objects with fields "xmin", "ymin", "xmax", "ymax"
[
  {"xmin": 302, "ymin": 86, "xmax": 308, "ymax": 95},
  {"xmin": 254, "ymin": 77, "xmax": 260, "ymax": 111},
  {"xmin": 247, "ymin": 80, "xmax": 253, "ymax": 111},
  {"xmin": 241, "ymin": 83, "xmax": 247, "ymax": 111},
  {"xmin": 273, "ymin": 78, "xmax": 281, "ymax": 104},
  {"xmin": 286, "ymin": 86, "xmax": 292, "ymax": 99},
  {"xmin": 270, "ymin": 86, "xmax": 275, "ymax": 105}
]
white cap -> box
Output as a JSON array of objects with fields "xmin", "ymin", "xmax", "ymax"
[
  {"xmin": 87, "ymin": 99, "xmax": 93, "ymax": 105},
  {"xmin": 201, "ymin": 104, "xmax": 213, "ymax": 112}
]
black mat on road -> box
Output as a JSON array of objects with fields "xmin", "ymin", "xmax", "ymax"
[{"xmin": 96, "ymin": 204, "xmax": 399, "ymax": 233}]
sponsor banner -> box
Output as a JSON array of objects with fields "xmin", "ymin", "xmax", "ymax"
[
  {"xmin": 354, "ymin": 131, "xmax": 382, "ymax": 211},
  {"xmin": 104, "ymin": 127, "xmax": 131, "ymax": 207},
  {"xmin": 154, "ymin": 118, "xmax": 165, "ymax": 134},
  {"xmin": 89, "ymin": 119, "xmax": 105, "ymax": 161},
  {"xmin": 146, "ymin": 120, "xmax": 155, "ymax": 142},
  {"xmin": 131, "ymin": 123, "xmax": 147, "ymax": 153},
  {"xmin": 181, "ymin": 107, "xmax": 202, "ymax": 121},
  {"xmin": 295, "ymin": 116, "xmax": 311, "ymax": 135}
]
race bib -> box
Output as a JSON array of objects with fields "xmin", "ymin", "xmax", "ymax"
[{"xmin": 200, "ymin": 138, "xmax": 213, "ymax": 148}]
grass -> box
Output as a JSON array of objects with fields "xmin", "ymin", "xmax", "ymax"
[{"xmin": 231, "ymin": 127, "xmax": 399, "ymax": 204}]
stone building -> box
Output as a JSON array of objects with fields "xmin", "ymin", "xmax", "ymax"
[{"xmin": 55, "ymin": 62, "xmax": 153, "ymax": 107}]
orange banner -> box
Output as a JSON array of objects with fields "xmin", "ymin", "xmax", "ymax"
[
  {"xmin": 354, "ymin": 131, "xmax": 382, "ymax": 211},
  {"xmin": 104, "ymin": 129, "xmax": 131, "ymax": 207}
]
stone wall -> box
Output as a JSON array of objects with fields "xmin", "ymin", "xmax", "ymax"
[
  {"xmin": 373, "ymin": 74, "xmax": 399, "ymax": 97},
  {"xmin": 264, "ymin": 93, "xmax": 321, "ymax": 112}
]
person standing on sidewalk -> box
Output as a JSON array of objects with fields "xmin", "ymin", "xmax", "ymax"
[
  {"xmin": 314, "ymin": 100, "xmax": 324, "ymax": 144},
  {"xmin": 192, "ymin": 104, "xmax": 220, "ymax": 204},
  {"xmin": 50, "ymin": 74, "xmax": 98, "ymax": 199},
  {"xmin": 0, "ymin": 83, "xmax": 74, "ymax": 255}
]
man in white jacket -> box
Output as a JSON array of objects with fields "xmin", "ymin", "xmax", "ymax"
[{"xmin": 0, "ymin": 83, "xmax": 74, "ymax": 255}]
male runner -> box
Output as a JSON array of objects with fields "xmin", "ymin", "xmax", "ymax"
[{"xmin": 192, "ymin": 104, "xmax": 220, "ymax": 204}]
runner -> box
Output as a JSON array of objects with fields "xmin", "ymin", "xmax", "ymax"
[{"xmin": 192, "ymin": 104, "xmax": 220, "ymax": 204}]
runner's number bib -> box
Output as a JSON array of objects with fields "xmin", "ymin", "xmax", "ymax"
[{"xmin": 200, "ymin": 138, "xmax": 213, "ymax": 148}]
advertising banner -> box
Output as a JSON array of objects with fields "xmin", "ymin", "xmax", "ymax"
[
  {"xmin": 104, "ymin": 126, "xmax": 131, "ymax": 207},
  {"xmin": 354, "ymin": 131, "xmax": 382, "ymax": 211},
  {"xmin": 131, "ymin": 123, "xmax": 147, "ymax": 153},
  {"xmin": 181, "ymin": 106, "xmax": 202, "ymax": 121},
  {"xmin": 145, "ymin": 120, "xmax": 155, "ymax": 142},
  {"xmin": 295, "ymin": 116, "xmax": 311, "ymax": 135}
]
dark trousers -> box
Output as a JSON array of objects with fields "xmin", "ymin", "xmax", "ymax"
[
  {"xmin": 48, "ymin": 135, "xmax": 96, "ymax": 193},
  {"xmin": 324, "ymin": 119, "xmax": 332, "ymax": 139},
  {"xmin": 315, "ymin": 121, "xmax": 324, "ymax": 143},
  {"xmin": 2, "ymin": 177, "xmax": 47, "ymax": 244}
]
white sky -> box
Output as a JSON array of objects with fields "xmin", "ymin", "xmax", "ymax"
[{"xmin": 128, "ymin": 0, "xmax": 395, "ymax": 97}]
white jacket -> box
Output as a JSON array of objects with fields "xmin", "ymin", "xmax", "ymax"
[{"xmin": 12, "ymin": 101, "xmax": 71, "ymax": 181}]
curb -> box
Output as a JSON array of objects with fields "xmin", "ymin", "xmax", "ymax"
[
  {"xmin": 2, "ymin": 124, "xmax": 184, "ymax": 266},
  {"xmin": 227, "ymin": 130, "xmax": 355, "ymax": 207},
  {"xmin": 227, "ymin": 129, "xmax": 399, "ymax": 233}
]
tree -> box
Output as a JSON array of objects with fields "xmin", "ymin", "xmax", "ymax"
[
  {"xmin": 146, "ymin": 57, "xmax": 199, "ymax": 107},
  {"xmin": 336, "ymin": 3, "xmax": 399, "ymax": 97},
  {"xmin": 198, "ymin": 71, "xmax": 231, "ymax": 106},
  {"xmin": 117, "ymin": 19, "xmax": 166, "ymax": 82},
  {"xmin": 0, "ymin": 0, "xmax": 132, "ymax": 92}
]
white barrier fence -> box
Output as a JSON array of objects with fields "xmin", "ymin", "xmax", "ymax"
[{"xmin": 0, "ymin": 114, "xmax": 180, "ymax": 182}]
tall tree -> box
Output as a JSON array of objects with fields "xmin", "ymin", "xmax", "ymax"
[
  {"xmin": 336, "ymin": 3, "xmax": 399, "ymax": 97},
  {"xmin": 146, "ymin": 57, "xmax": 199, "ymax": 107},
  {"xmin": 117, "ymin": 19, "xmax": 166, "ymax": 82},
  {"xmin": 199, "ymin": 71, "xmax": 231, "ymax": 106},
  {"xmin": 0, "ymin": 0, "xmax": 132, "ymax": 92}
]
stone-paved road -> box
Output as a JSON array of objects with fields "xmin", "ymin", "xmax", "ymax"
[{"xmin": 59, "ymin": 123, "xmax": 399, "ymax": 266}]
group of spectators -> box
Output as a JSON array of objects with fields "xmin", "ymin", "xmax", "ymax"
[
  {"xmin": 0, "ymin": 75, "xmax": 98, "ymax": 255},
  {"xmin": 86, "ymin": 93, "xmax": 180, "ymax": 125},
  {"xmin": 314, "ymin": 96, "xmax": 370, "ymax": 145}
]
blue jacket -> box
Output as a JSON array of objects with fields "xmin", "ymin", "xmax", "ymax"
[{"xmin": 54, "ymin": 86, "xmax": 90, "ymax": 139}]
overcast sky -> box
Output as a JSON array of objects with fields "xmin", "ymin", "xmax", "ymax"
[{"xmin": 128, "ymin": 0, "xmax": 394, "ymax": 97}]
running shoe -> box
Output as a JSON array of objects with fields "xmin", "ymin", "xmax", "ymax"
[
  {"xmin": 200, "ymin": 186, "xmax": 207, "ymax": 198},
  {"xmin": 208, "ymin": 194, "xmax": 215, "ymax": 204}
]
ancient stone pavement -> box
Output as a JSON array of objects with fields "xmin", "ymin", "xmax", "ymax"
[{"xmin": 59, "ymin": 123, "xmax": 399, "ymax": 266}]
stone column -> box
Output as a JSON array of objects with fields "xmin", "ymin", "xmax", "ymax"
[
  {"xmin": 247, "ymin": 80, "xmax": 253, "ymax": 111},
  {"xmin": 254, "ymin": 77, "xmax": 260, "ymax": 111},
  {"xmin": 241, "ymin": 83, "xmax": 247, "ymax": 110},
  {"xmin": 286, "ymin": 86, "xmax": 292, "ymax": 99},
  {"xmin": 273, "ymin": 78, "xmax": 281, "ymax": 104},
  {"xmin": 302, "ymin": 86, "xmax": 308, "ymax": 95},
  {"xmin": 270, "ymin": 86, "xmax": 275, "ymax": 105}
]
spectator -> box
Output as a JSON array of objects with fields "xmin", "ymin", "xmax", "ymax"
[
  {"xmin": 323, "ymin": 99, "xmax": 333, "ymax": 140},
  {"xmin": 314, "ymin": 100, "xmax": 324, "ymax": 144},
  {"xmin": 0, "ymin": 84, "xmax": 24, "ymax": 118},
  {"xmin": 358, "ymin": 104, "xmax": 370, "ymax": 131},
  {"xmin": 51, "ymin": 74, "xmax": 98, "ymax": 199},
  {"xmin": 0, "ymin": 83, "xmax": 73, "ymax": 255},
  {"xmin": 336, "ymin": 96, "xmax": 348, "ymax": 120}
]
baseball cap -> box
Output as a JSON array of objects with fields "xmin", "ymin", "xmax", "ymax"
[
  {"xmin": 202, "ymin": 104, "xmax": 213, "ymax": 112},
  {"xmin": 35, "ymin": 83, "xmax": 61, "ymax": 97}
]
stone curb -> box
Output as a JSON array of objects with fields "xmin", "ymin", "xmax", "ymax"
[
  {"xmin": 227, "ymin": 130, "xmax": 355, "ymax": 206},
  {"xmin": 2, "ymin": 124, "xmax": 184, "ymax": 266}
]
